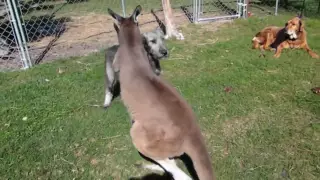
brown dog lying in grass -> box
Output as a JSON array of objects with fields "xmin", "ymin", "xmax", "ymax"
[{"xmin": 252, "ymin": 16, "xmax": 319, "ymax": 59}]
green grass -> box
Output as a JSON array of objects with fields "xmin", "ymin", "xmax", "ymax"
[{"xmin": 1, "ymin": 15, "xmax": 320, "ymax": 179}]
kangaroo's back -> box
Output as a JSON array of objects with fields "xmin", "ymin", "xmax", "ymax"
[{"xmin": 108, "ymin": 5, "xmax": 215, "ymax": 180}]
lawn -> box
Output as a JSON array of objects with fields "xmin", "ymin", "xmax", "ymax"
[{"xmin": 1, "ymin": 15, "xmax": 320, "ymax": 179}]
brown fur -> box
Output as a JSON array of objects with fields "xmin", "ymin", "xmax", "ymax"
[
  {"xmin": 252, "ymin": 26, "xmax": 282, "ymax": 50},
  {"xmin": 108, "ymin": 6, "xmax": 215, "ymax": 180},
  {"xmin": 252, "ymin": 17, "xmax": 319, "ymax": 58}
]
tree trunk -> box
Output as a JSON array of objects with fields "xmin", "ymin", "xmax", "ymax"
[{"xmin": 162, "ymin": 0, "xmax": 184, "ymax": 40}]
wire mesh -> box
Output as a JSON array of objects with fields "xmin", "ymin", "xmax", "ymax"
[
  {"xmin": 277, "ymin": 0, "xmax": 305, "ymax": 15},
  {"xmin": 0, "ymin": 0, "xmax": 25, "ymax": 70},
  {"xmin": 246, "ymin": 0, "xmax": 309, "ymax": 17},
  {"xmin": 279, "ymin": 0, "xmax": 320, "ymax": 17},
  {"xmin": 246, "ymin": 0, "xmax": 278, "ymax": 16},
  {"xmin": 200, "ymin": 0, "xmax": 240, "ymax": 17},
  {"xmin": 1, "ymin": 0, "xmax": 196, "ymax": 69},
  {"xmin": 302, "ymin": 0, "xmax": 320, "ymax": 17},
  {"xmin": 2, "ymin": 0, "xmax": 316, "ymax": 71}
]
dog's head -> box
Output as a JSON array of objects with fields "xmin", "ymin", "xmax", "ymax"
[
  {"xmin": 142, "ymin": 27, "xmax": 169, "ymax": 60},
  {"xmin": 284, "ymin": 16, "xmax": 304, "ymax": 40}
]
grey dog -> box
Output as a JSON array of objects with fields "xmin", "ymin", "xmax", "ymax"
[{"xmin": 103, "ymin": 26, "xmax": 169, "ymax": 108}]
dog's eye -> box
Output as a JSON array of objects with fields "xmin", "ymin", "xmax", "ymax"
[{"xmin": 151, "ymin": 39, "xmax": 156, "ymax": 43}]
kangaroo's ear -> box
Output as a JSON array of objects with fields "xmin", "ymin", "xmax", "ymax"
[
  {"xmin": 113, "ymin": 23, "xmax": 120, "ymax": 34},
  {"xmin": 108, "ymin": 8, "xmax": 123, "ymax": 23},
  {"xmin": 131, "ymin": 5, "xmax": 142, "ymax": 23}
]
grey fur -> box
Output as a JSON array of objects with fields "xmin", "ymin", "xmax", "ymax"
[{"xmin": 103, "ymin": 27, "xmax": 169, "ymax": 108}]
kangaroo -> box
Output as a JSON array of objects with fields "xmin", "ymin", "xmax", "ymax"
[
  {"xmin": 103, "ymin": 23, "xmax": 168, "ymax": 108},
  {"xmin": 107, "ymin": 5, "xmax": 215, "ymax": 180}
]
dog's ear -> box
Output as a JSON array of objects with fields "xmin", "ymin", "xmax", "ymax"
[
  {"xmin": 141, "ymin": 34, "xmax": 150, "ymax": 52},
  {"xmin": 155, "ymin": 27, "xmax": 164, "ymax": 37},
  {"xmin": 108, "ymin": 8, "xmax": 123, "ymax": 23},
  {"xmin": 299, "ymin": 20, "xmax": 304, "ymax": 32},
  {"xmin": 142, "ymin": 33, "xmax": 148, "ymax": 45},
  {"xmin": 131, "ymin": 5, "xmax": 142, "ymax": 23}
]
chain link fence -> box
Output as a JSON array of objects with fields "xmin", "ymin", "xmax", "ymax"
[
  {"xmin": 246, "ymin": 0, "xmax": 317, "ymax": 17},
  {"xmin": 301, "ymin": 0, "xmax": 320, "ymax": 17},
  {"xmin": 0, "ymin": 0, "xmax": 319, "ymax": 71},
  {"xmin": 193, "ymin": 0, "xmax": 245, "ymax": 22},
  {"xmin": 1, "ymin": 0, "xmax": 31, "ymax": 69},
  {"xmin": 0, "ymin": 0, "xmax": 194, "ymax": 70},
  {"xmin": 246, "ymin": 0, "xmax": 279, "ymax": 16}
]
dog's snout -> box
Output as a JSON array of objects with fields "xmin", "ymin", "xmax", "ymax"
[{"xmin": 161, "ymin": 49, "xmax": 168, "ymax": 56}]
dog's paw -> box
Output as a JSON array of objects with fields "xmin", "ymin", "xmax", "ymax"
[
  {"xmin": 103, "ymin": 104, "xmax": 110, "ymax": 109},
  {"xmin": 312, "ymin": 54, "xmax": 319, "ymax": 59},
  {"xmin": 103, "ymin": 92, "xmax": 113, "ymax": 109},
  {"xmin": 273, "ymin": 54, "xmax": 280, "ymax": 58},
  {"xmin": 155, "ymin": 69, "xmax": 161, "ymax": 76},
  {"xmin": 134, "ymin": 163, "xmax": 143, "ymax": 169},
  {"xmin": 311, "ymin": 87, "xmax": 320, "ymax": 95},
  {"xmin": 259, "ymin": 54, "xmax": 266, "ymax": 58},
  {"xmin": 176, "ymin": 32, "xmax": 184, "ymax": 40}
]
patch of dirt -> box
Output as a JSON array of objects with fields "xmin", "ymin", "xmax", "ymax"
[
  {"xmin": 0, "ymin": 9, "xmax": 189, "ymax": 70},
  {"xmin": 222, "ymin": 113, "xmax": 258, "ymax": 139},
  {"xmin": 0, "ymin": 9, "xmax": 230, "ymax": 71}
]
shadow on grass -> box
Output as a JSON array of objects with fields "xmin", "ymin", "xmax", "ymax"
[
  {"xmin": 129, "ymin": 172, "xmax": 173, "ymax": 180},
  {"xmin": 295, "ymin": 91, "xmax": 320, "ymax": 117},
  {"xmin": 132, "ymin": 152, "xmax": 200, "ymax": 180}
]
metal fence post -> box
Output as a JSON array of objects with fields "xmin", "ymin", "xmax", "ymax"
[
  {"xmin": 5, "ymin": 0, "xmax": 29, "ymax": 69},
  {"xmin": 242, "ymin": 0, "xmax": 248, "ymax": 18},
  {"xmin": 199, "ymin": 0, "xmax": 203, "ymax": 14},
  {"xmin": 197, "ymin": 0, "xmax": 202, "ymax": 16},
  {"xmin": 301, "ymin": 0, "xmax": 306, "ymax": 16},
  {"xmin": 11, "ymin": 0, "xmax": 32, "ymax": 67},
  {"xmin": 193, "ymin": 0, "xmax": 198, "ymax": 23},
  {"xmin": 275, "ymin": 0, "xmax": 279, "ymax": 15},
  {"xmin": 121, "ymin": 0, "xmax": 126, "ymax": 16}
]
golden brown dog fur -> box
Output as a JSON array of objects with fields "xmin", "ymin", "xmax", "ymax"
[
  {"xmin": 252, "ymin": 17, "xmax": 319, "ymax": 58},
  {"xmin": 108, "ymin": 6, "xmax": 215, "ymax": 180}
]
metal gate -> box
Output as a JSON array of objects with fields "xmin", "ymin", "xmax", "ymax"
[{"xmin": 192, "ymin": 0, "xmax": 247, "ymax": 23}]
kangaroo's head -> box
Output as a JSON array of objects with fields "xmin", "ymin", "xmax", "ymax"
[{"xmin": 108, "ymin": 5, "xmax": 142, "ymax": 46}]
